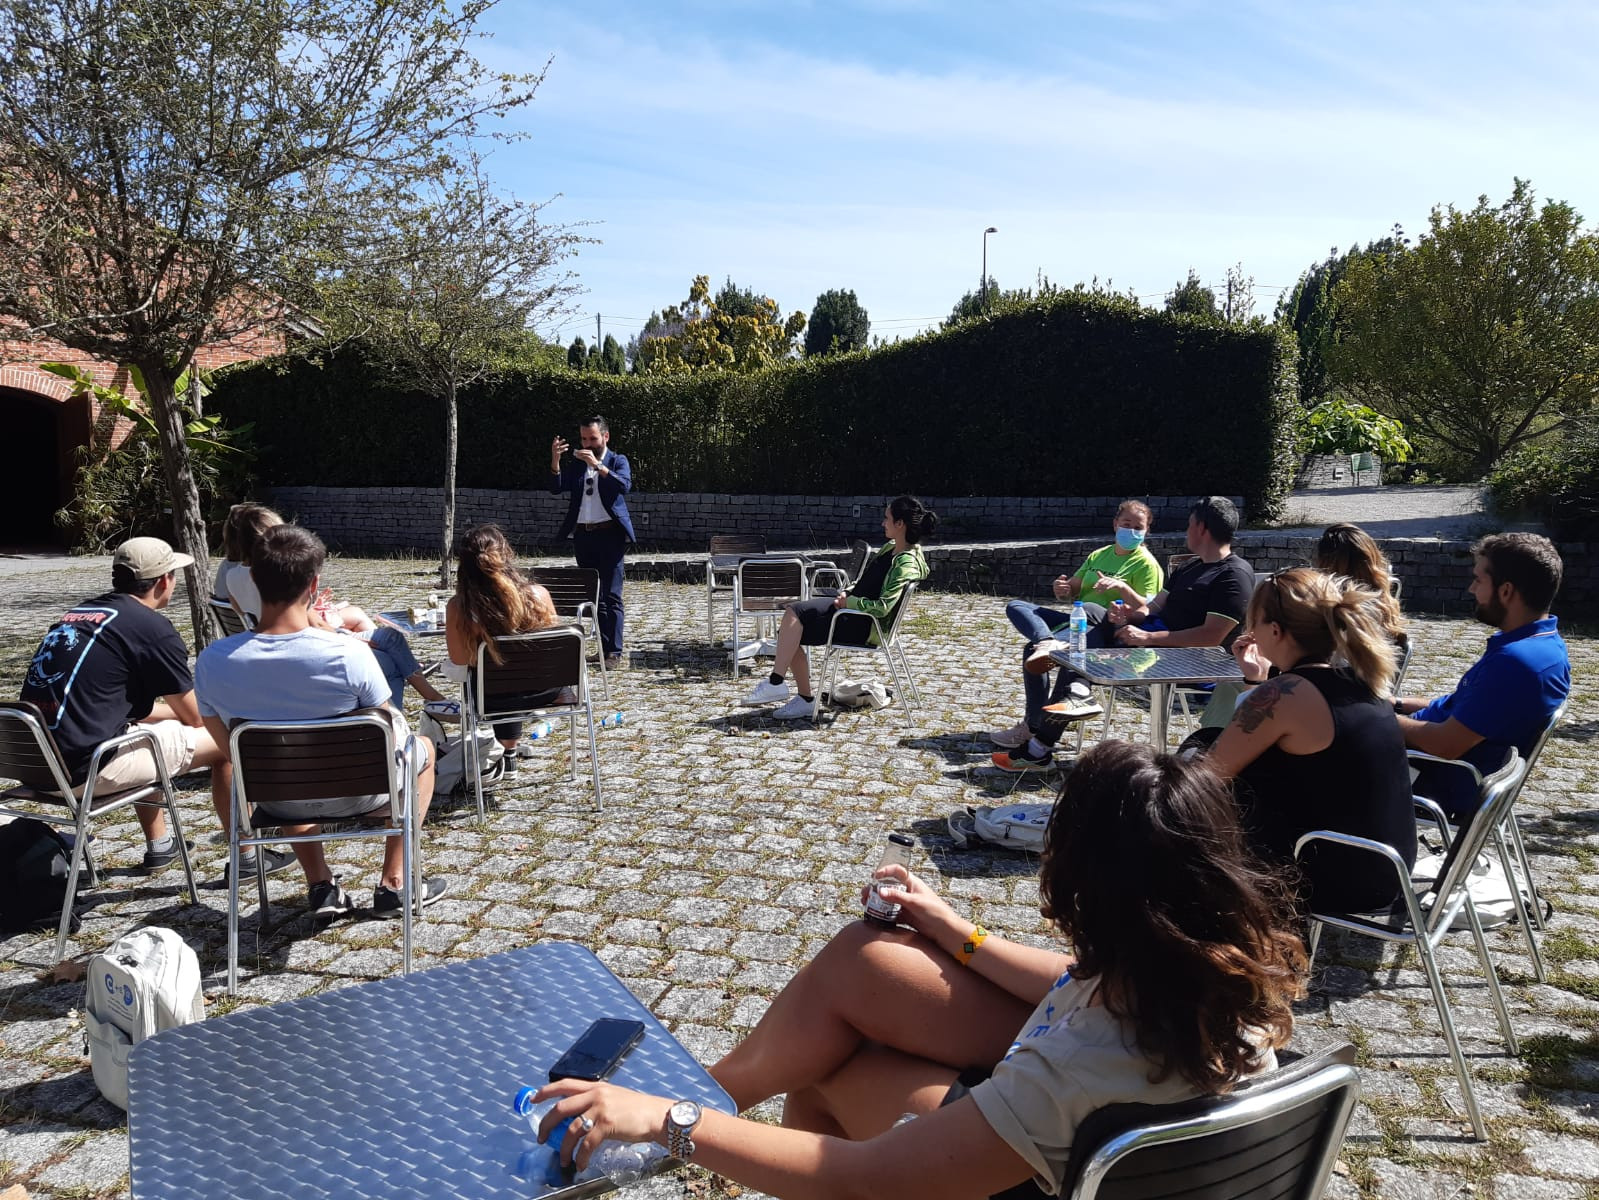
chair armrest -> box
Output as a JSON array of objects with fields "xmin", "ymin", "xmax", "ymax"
[
  {"xmin": 83, "ymin": 725, "xmax": 170, "ymax": 791},
  {"xmin": 1407, "ymin": 748, "xmax": 1486, "ymax": 788},
  {"xmin": 823, "ymin": 603, "xmax": 888, "ymax": 644},
  {"xmin": 809, "ymin": 567, "xmax": 848, "ymax": 592}
]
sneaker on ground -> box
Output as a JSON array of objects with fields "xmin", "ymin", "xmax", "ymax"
[
  {"xmin": 501, "ymin": 755, "xmax": 519, "ymax": 776},
  {"xmin": 223, "ymin": 846, "xmax": 299, "ymax": 884},
  {"xmin": 988, "ymin": 720, "xmax": 1032, "ymax": 748},
  {"xmin": 991, "ymin": 746, "xmax": 1055, "ymax": 772},
  {"xmin": 1024, "ymin": 639, "xmax": 1067, "ymax": 675},
  {"xmin": 771, "ymin": 695, "xmax": 817, "ymax": 720},
  {"xmin": 740, "ymin": 678, "xmax": 790, "ymax": 706},
  {"xmin": 604, "ymin": 653, "xmax": 624, "ymax": 669},
  {"xmin": 139, "ymin": 839, "xmax": 193, "ymax": 876},
  {"xmin": 1042, "ymin": 696, "xmax": 1104, "ymax": 721},
  {"xmin": 373, "ymin": 876, "xmax": 450, "ymax": 918},
  {"xmin": 307, "ymin": 878, "xmax": 354, "ymax": 921}
]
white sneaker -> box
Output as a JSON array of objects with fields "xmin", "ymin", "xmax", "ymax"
[
  {"xmin": 989, "ymin": 719, "xmax": 1031, "ymax": 748},
  {"xmin": 740, "ymin": 678, "xmax": 790, "ymax": 706},
  {"xmin": 772, "ymin": 695, "xmax": 817, "ymax": 720},
  {"xmin": 1025, "ymin": 639, "xmax": 1067, "ymax": 675}
]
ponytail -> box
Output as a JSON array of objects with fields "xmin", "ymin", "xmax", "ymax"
[
  {"xmin": 1248, "ymin": 567, "xmax": 1396, "ymax": 695},
  {"xmin": 888, "ymin": 495, "xmax": 940, "ymax": 545}
]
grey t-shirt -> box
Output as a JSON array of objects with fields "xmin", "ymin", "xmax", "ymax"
[{"xmin": 970, "ymin": 971, "xmax": 1276, "ymax": 1195}]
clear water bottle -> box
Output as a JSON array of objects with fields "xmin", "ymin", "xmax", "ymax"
[
  {"xmin": 864, "ymin": 832, "xmax": 915, "ymax": 926},
  {"xmin": 511, "ymin": 1087, "xmax": 664, "ymax": 1185},
  {"xmin": 525, "ymin": 720, "xmax": 554, "ymax": 741},
  {"xmin": 1069, "ymin": 601, "xmax": 1088, "ymax": 656},
  {"xmin": 598, "ymin": 711, "xmax": 625, "ymax": 730}
]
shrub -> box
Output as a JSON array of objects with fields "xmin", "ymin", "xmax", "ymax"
[
  {"xmin": 1486, "ymin": 419, "xmax": 1599, "ymax": 538},
  {"xmin": 213, "ymin": 290, "xmax": 1300, "ymax": 517}
]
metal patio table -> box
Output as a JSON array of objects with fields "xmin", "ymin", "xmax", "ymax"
[
  {"xmin": 128, "ymin": 941, "xmax": 735, "ymax": 1200},
  {"xmin": 1048, "ymin": 645, "xmax": 1244, "ymax": 748},
  {"xmin": 378, "ymin": 609, "xmax": 447, "ymax": 636}
]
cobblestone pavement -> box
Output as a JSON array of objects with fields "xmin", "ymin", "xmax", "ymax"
[{"xmin": 1, "ymin": 557, "xmax": 1596, "ymax": 1200}]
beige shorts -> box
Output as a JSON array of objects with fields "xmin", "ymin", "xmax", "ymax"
[{"xmin": 83, "ymin": 721, "xmax": 198, "ymax": 801}]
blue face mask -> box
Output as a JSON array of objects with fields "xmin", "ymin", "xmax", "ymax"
[{"xmin": 1115, "ymin": 527, "xmax": 1145, "ymax": 551}]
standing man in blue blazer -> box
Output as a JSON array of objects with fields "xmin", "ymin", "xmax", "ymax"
[{"xmin": 550, "ymin": 415, "xmax": 634, "ymax": 667}]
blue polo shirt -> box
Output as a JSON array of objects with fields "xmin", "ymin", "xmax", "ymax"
[{"xmin": 1413, "ymin": 616, "xmax": 1570, "ymax": 814}]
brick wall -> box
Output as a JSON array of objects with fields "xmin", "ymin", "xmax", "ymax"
[
  {"xmin": 1294, "ymin": 453, "xmax": 1385, "ymax": 489},
  {"xmin": 266, "ymin": 486, "xmax": 1238, "ymax": 553}
]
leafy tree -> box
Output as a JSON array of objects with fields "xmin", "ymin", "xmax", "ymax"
[
  {"xmin": 947, "ymin": 274, "xmax": 1138, "ymax": 329},
  {"xmin": 0, "ymin": 0, "xmax": 541, "ymax": 641},
  {"xmin": 321, "ymin": 160, "xmax": 582, "ymax": 587},
  {"xmin": 599, "ymin": 333, "xmax": 625, "ymax": 375},
  {"xmin": 1278, "ymin": 237, "xmax": 1407, "ymax": 406},
  {"xmin": 1329, "ymin": 180, "xmax": 1599, "ymax": 477},
  {"xmin": 1164, "ymin": 270, "xmax": 1219, "ymax": 320},
  {"xmin": 633, "ymin": 275, "xmax": 805, "ymax": 374},
  {"xmin": 805, "ymin": 289, "xmax": 871, "ymax": 356},
  {"xmin": 568, "ymin": 336, "xmax": 589, "ymax": 370},
  {"xmin": 1220, "ymin": 263, "xmax": 1256, "ymax": 325}
]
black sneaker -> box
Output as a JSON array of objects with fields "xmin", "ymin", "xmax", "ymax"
[
  {"xmin": 223, "ymin": 846, "xmax": 299, "ymax": 884},
  {"xmin": 307, "ymin": 878, "xmax": 355, "ymax": 921},
  {"xmin": 139, "ymin": 839, "xmax": 193, "ymax": 875},
  {"xmin": 372, "ymin": 876, "xmax": 449, "ymax": 919}
]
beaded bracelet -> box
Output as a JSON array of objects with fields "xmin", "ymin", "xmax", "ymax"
[{"xmin": 956, "ymin": 925, "xmax": 989, "ymax": 965}]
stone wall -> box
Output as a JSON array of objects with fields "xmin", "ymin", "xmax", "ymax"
[
  {"xmin": 1295, "ymin": 453, "xmax": 1384, "ymax": 489},
  {"xmin": 620, "ymin": 533, "xmax": 1595, "ymax": 617},
  {"xmin": 266, "ymin": 486, "xmax": 1239, "ymax": 553}
]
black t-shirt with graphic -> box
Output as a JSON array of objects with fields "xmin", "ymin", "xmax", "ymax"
[
  {"xmin": 1159, "ymin": 553, "xmax": 1254, "ymax": 648},
  {"xmin": 19, "ymin": 592, "xmax": 193, "ymax": 781}
]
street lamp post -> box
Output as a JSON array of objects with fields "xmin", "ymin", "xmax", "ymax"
[{"xmin": 981, "ymin": 226, "xmax": 997, "ymax": 312}]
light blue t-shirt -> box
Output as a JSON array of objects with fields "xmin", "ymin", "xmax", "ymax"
[{"xmin": 196, "ymin": 628, "xmax": 390, "ymax": 726}]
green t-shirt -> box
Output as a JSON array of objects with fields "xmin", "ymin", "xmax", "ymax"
[{"xmin": 1072, "ymin": 544, "xmax": 1164, "ymax": 609}]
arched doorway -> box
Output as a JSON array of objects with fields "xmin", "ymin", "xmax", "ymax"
[{"xmin": 2, "ymin": 386, "xmax": 89, "ymax": 548}]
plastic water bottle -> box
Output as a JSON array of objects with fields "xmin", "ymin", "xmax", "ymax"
[
  {"xmin": 525, "ymin": 720, "xmax": 554, "ymax": 741},
  {"xmin": 598, "ymin": 711, "xmax": 625, "ymax": 730},
  {"xmin": 511, "ymin": 1087, "xmax": 664, "ymax": 1185},
  {"xmin": 1068, "ymin": 601, "xmax": 1088, "ymax": 656}
]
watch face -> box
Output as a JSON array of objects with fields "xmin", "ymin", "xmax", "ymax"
[{"xmin": 669, "ymin": 1100, "xmax": 701, "ymax": 1128}]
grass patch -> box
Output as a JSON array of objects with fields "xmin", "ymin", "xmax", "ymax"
[
  {"xmin": 1541, "ymin": 928, "xmax": 1599, "ymax": 965},
  {"xmin": 1519, "ymin": 1031, "xmax": 1599, "ymax": 1091}
]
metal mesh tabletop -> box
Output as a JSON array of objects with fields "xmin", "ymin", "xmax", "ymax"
[
  {"xmin": 377, "ymin": 610, "xmax": 446, "ymax": 636},
  {"xmin": 128, "ymin": 942, "xmax": 734, "ymax": 1200},
  {"xmin": 1048, "ymin": 646, "xmax": 1244, "ymax": 688}
]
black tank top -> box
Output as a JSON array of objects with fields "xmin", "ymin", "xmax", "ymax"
[{"xmin": 1235, "ymin": 665, "xmax": 1416, "ymax": 912}]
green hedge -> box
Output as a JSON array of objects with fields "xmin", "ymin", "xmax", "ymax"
[{"xmin": 213, "ymin": 291, "xmax": 1300, "ymax": 517}]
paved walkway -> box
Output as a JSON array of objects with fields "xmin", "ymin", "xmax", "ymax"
[
  {"xmin": 1, "ymin": 559, "xmax": 1596, "ymax": 1199},
  {"xmin": 1274, "ymin": 485, "xmax": 1497, "ymax": 541}
]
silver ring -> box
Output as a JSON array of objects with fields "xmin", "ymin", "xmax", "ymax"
[{"xmin": 579, "ymin": 1116, "xmax": 595, "ymax": 1133}]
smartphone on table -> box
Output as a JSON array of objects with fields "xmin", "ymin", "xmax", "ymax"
[{"xmin": 548, "ymin": 1017, "xmax": 646, "ymax": 1082}]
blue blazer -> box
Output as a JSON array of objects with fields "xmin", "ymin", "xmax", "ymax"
[{"xmin": 549, "ymin": 449, "xmax": 635, "ymax": 542}]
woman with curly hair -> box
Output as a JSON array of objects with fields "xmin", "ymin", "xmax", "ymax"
[
  {"xmin": 444, "ymin": 524, "xmax": 560, "ymax": 765},
  {"xmin": 527, "ymin": 740, "xmax": 1305, "ymax": 1198}
]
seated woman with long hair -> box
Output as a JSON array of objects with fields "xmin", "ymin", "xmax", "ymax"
[
  {"xmin": 445, "ymin": 524, "xmax": 560, "ymax": 764},
  {"xmin": 740, "ymin": 495, "xmax": 938, "ymax": 721},
  {"xmin": 1208, "ymin": 567, "xmax": 1415, "ymax": 911},
  {"xmin": 531, "ymin": 741, "xmax": 1305, "ymax": 1199},
  {"xmin": 1315, "ymin": 522, "xmax": 1406, "ymax": 647}
]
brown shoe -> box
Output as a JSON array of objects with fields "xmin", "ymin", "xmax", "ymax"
[
  {"xmin": 604, "ymin": 652, "xmax": 624, "ymax": 670},
  {"xmin": 1024, "ymin": 639, "xmax": 1066, "ymax": 675}
]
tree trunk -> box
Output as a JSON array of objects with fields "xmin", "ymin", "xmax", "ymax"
[
  {"xmin": 439, "ymin": 379, "xmax": 457, "ymax": 590},
  {"xmin": 139, "ymin": 361, "xmax": 215, "ymax": 648}
]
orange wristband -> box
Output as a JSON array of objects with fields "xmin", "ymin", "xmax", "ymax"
[{"xmin": 956, "ymin": 925, "xmax": 989, "ymax": 965}]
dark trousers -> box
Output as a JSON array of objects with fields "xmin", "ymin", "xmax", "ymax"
[{"xmin": 574, "ymin": 525, "xmax": 627, "ymax": 656}]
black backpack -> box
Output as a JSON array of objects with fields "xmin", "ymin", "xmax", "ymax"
[{"xmin": 0, "ymin": 818, "xmax": 84, "ymax": 933}]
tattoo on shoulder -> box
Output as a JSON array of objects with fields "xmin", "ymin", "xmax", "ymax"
[{"xmin": 1232, "ymin": 676, "xmax": 1300, "ymax": 735}]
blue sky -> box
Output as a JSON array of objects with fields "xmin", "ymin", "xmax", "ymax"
[{"xmin": 476, "ymin": 0, "xmax": 1599, "ymax": 347}]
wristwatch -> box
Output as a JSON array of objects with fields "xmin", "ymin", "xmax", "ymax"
[{"xmin": 664, "ymin": 1099, "xmax": 703, "ymax": 1160}]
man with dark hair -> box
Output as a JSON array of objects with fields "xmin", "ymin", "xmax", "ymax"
[
  {"xmin": 994, "ymin": 496, "xmax": 1254, "ymax": 771},
  {"xmin": 550, "ymin": 415, "xmax": 633, "ymax": 667},
  {"xmin": 196, "ymin": 525, "xmax": 448, "ymax": 920},
  {"xmin": 18, "ymin": 537, "xmax": 293, "ymax": 878},
  {"xmin": 1396, "ymin": 532, "xmax": 1570, "ymax": 818}
]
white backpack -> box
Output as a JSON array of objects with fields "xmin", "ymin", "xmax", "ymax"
[
  {"xmin": 82, "ymin": 926, "xmax": 204, "ymax": 1109},
  {"xmin": 947, "ymin": 803, "xmax": 1051, "ymax": 852}
]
